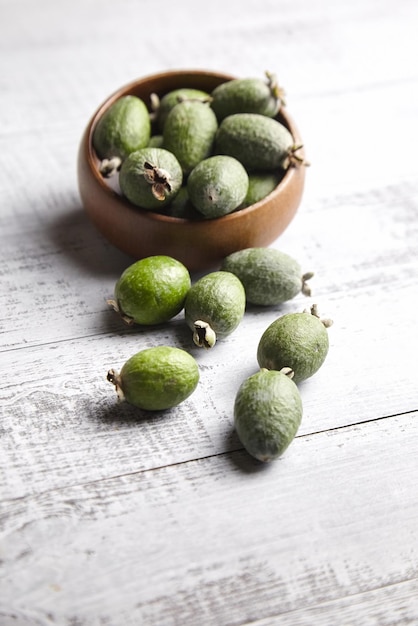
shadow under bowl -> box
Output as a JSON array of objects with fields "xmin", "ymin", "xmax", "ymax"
[{"xmin": 77, "ymin": 69, "xmax": 306, "ymax": 272}]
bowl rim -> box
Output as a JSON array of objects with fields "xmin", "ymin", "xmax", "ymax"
[{"xmin": 84, "ymin": 68, "xmax": 306, "ymax": 226}]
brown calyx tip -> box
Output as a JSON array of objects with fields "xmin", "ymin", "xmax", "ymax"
[
  {"xmin": 143, "ymin": 161, "xmax": 172, "ymax": 201},
  {"xmin": 282, "ymin": 145, "xmax": 310, "ymax": 170},
  {"xmin": 107, "ymin": 369, "xmax": 125, "ymax": 401},
  {"xmin": 305, "ymin": 304, "xmax": 333, "ymax": 328},
  {"xmin": 301, "ymin": 271, "xmax": 314, "ymax": 297},
  {"xmin": 107, "ymin": 298, "xmax": 135, "ymax": 326},
  {"xmin": 265, "ymin": 70, "xmax": 287, "ymax": 106}
]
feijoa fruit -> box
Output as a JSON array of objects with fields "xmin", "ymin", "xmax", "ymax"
[
  {"xmin": 119, "ymin": 147, "xmax": 182, "ymax": 209},
  {"xmin": 211, "ymin": 71, "xmax": 285, "ymax": 121},
  {"xmin": 184, "ymin": 271, "xmax": 246, "ymax": 348},
  {"xmin": 93, "ymin": 95, "xmax": 151, "ymax": 162},
  {"xmin": 163, "ymin": 100, "xmax": 218, "ymax": 175},
  {"xmin": 215, "ymin": 113, "xmax": 305, "ymax": 171},
  {"xmin": 257, "ymin": 304, "xmax": 333, "ymax": 383},
  {"xmin": 187, "ymin": 155, "xmax": 249, "ymax": 219},
  {"xmin": 109, "ymin": 255, "xmax": 191, "ymax": 326},
  {"xmin": 221, "ymin": 247, "xmax": 313, "ymax": 305},
  {"xmin": 234, "ymin": 367, "xmax": 303, "ymax": 462},
  {"xmin": 107, "ymin": 346, "xmax": 199, "ymax": 411}
]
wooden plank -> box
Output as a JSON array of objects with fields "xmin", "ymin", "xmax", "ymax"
[{"xmin": 1, "ymin": 412, "xmax": 417, "ymax": 625}]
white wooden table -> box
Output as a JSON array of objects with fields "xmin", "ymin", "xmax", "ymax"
[{"xmin": 1, "ymin": 0, "xmax": 418, "ymax": 624}]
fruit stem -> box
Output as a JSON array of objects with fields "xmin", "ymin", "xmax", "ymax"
[
  {"xmin": 107, "ymin": 369, "xmax": 125, "ymax": 401},
  {"xmin": 193, "ymin": 320, "xmax": 217, "ymax": 349}
]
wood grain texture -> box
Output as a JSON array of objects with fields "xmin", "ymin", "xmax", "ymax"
[{"xmin": 1, "ymin": 0, "xmax": 418, "ymax": 624}]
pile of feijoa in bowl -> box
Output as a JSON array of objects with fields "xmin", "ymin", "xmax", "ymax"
[{"xmin": 92, "ymin": 71, "xmax": 306, "ymax": 220}]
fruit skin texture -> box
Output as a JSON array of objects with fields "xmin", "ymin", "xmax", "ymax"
[
  {"xmin": 119, "ymin": 147, "xmax": 182, "ymax": 209},
  {"xmin": 113, "ymin": 255, "xmax": 191, "ymax": 325},
  {"xmin": 215, "ymin": 113, "xmax": 295, "ymax": 172},
  {"xmin": 257, "ymin": 309, "xmax": 330, "ymax": 383},
  {"xmin": 184, "ymin": 271, "xmax": 246, "ymax": 343},
  {"xmin": 242, "ymin": 172, "xmax": 283, "ymax": 208},
  {"xmin": 221, "ymin": 247, "xmax": 306, "ymax": 306},
  {"xmin": 156, "ymin": 88, "xmax": 212, "ymax": 131},
  {"xmin": 234, "ymin": 368, "xmax": 303, "ymax": 462},
  {"xmin": 163, "ymin": 100, "xmax": 218, "ymax": 175},
  {"xmin": 211, "ymin": 76, "xmax": 282, "ymax": 121},
  {"xmin": 109, "ymin": 346, "xmax": 199, "ymax": 411},
  {"xmin": 92, "ymin": 95, "xmax": 151, "ymax": 160},
  {"xmin": 187, "ymin": 155, "xmax": 249, "ymax": 219}
]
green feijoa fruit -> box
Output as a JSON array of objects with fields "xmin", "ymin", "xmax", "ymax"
[
  {"xmin": 211, "ymin": 71, "xmax": 285, "ymax": 121},
  {"xmin": 109, "ymin": 255, "xmax": 191, "ymax": 326},
  {"xmin": 166, "ymin": 186, "xmax": 202, "ymax": 220},
  {"xmin": 152, "ymin": 88, "xmax": 212, "ymax": 131},
  {"xmin": 162, "ymin": 100, "xmax": 218, "ymax": 175},
  {"xmin": 257, "ymin": 304, "xmax": 333, "ymax": 383},
  {"xmin": 242, "ymin": 172, "xmax": 284, "ymax": 207},
  {"xmin": 221, "ymin": 247, "xmax": 314, "ymax": 306},
  {"xmin": 93, "ymin": 95, "xmax": 151, "ymax": 163},
  {"xmin": 107, "ymin": 346, "xmax": 199, "ymax": 411},
  {"xmin": 119, "ymin": 147, "xmax": 182, "ymax": 209},
  {"xmin": 215, "ymin": 113, "xmax": 305, "ymax": 172},
  {"xmin": 234, "ymin": 367, "xmax": 303, "ymax": 462},
  {"xmin": 184, "ymin": 271, "xmax": 246, "ymax": 348},
  {"xmin": 148, "ymin": 134, "xmax": 164, "ymax": 148},
  {"xmin": 187, "ymin": 155, "xmax": 249, "ymax": 219}
]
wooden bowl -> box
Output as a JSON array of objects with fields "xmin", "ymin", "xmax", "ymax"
[{"xmin": 77, "ymin": 69, "xmax": 306, "ymax": 272}]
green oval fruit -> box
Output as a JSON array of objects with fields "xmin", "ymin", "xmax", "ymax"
[
  {"xmin": 184, "ymin": 271, "xmax": 246, "ymax": 348},
  {"xmin": 257, "ymin": 304, "xmax": 332, "ymax": 383},
  {"xmin": 211, "ymin": 72, "xmax": 284, "ymax": 121},
  {"xmin": 119, "ymin": 147, "xmax": 182, "ymax": 209},
  {"xmin": 187, "ymin": 155, "xmax": 249, "ymax": 218},
  {"xmin": 155, "ymin": 88, "xmax": 212, "ymax": 131},
  {"xmin": 92, "ymin": 95, "xmax": 151, "ymax": 161},
  {"xmin": 148, "ymin": 134, "xmax": 164, "ymax": 148},
  {"xmin": 215, "ymin": 113, "xmax": 300, "ymax": 172},
  {"xmin": 166, "ymin": 186, "xmax": 201, "ymax": 220},
  {"xmin": 110, "ymin": 255, "xmax": 191, "ymax": 326},
  {"xmin": 242, "ymin": 172, "xmax": 283, "ymax": 207},
  {"xmin": 107, "ymin": 346, "xmax": 199, "ymax": 411},
  {"xmin": 221, "ymin": 247, "xmax": 313, "ymax": 306},
  {"xmin": 234, "ymin": 368, "xmax": 303, "ymax": 461},
  {"xmin": 163, "ymin": 100, "xmax": 218, "ymax": 175}
]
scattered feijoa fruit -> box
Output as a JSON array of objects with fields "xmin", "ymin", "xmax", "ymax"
[
  {"xmin": 107, "ymin": 346, "xmax": 199, "ymax": 411},
  {"xmin": 184, "ymin": 271, "xmax": 246, "ymax": 348},
  {"xmin": 93, "ymin": 95, "xmax": 151, "ymax": 162},
  {"xmin": 221, "ymin": 247, "xmax": 314, "ymax": 306},
  {"xmin": 242, "ymin": 172, "xmax": 284, "ymax": 207},
  {"xmin": 187, "ymin": 155, "xmax": 249, "ymax": 218},
  {"xmin": 234, "ymin": 367, "xmax": 303, "ymax": 462},
  {"xmin": 257, "ymin": 304, "xmax": 333, "ymax": 383},
  {"xmin": 163, "ymin": 100, "xmax": 218, "ymax": 175},
  {"xmin": 153, "ymin": 88, "xmax": 212, "ymax": 131},
  {"xmin": 108, "ymin": 255, "xmax": 191, "ymax": 326},
  {"xmin": 215, "ymin": 113, "xmax": 304, "ymax": 171},
  {"xmin": 119, "ymin": 147, "xmax": 182, "ymax": 209},
  {"xmin": 211, "ymin": 71, "xmax": 285, "ymax": 121}
]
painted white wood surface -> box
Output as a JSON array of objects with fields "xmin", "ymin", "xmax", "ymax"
[{"xmin": 1, "ymin": 0, "xmax": 418, "ymax": 624}]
